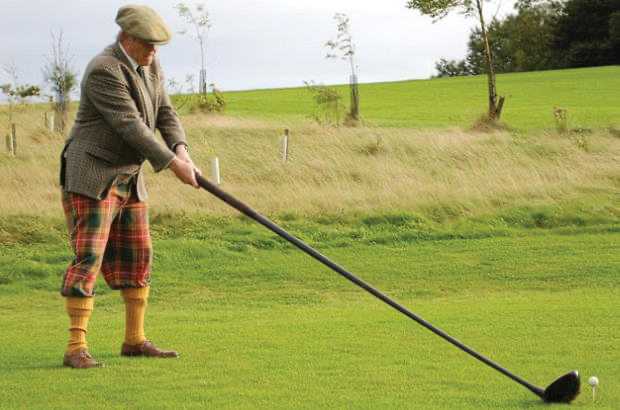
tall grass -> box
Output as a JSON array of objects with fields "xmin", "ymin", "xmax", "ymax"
[{"xmin": 0, "ymin": 104, "xmax": 618, "ymax": 227}]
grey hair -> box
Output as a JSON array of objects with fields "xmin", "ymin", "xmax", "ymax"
[{"xmin": 116, "ymin": 30, "xmax": 137, "ymax": 43}]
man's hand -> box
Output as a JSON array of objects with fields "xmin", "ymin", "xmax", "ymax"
[
  {"xmin": 169, "ymin": 144, "xmax": 201, "ymax": 188},
  {"xmin": 175, "ymin": 144, "xmax": 201, "ymax": 176},
  {"xmin": 169, "ymin": 157, "xmax": 199, "ymax": 188}
]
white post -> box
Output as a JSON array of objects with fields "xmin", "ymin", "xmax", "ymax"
[
  {"xmin": 279, "ymin": 129, "xmax": 289, "ymax": 163},
  {"xmin": 211, "ymin": 157, "xmax": 221, "ymax": 185},
  {"xmin": 50, "ymin": 113, "xmax": 55, "ymax": 132},
  {"xmin": 199, "ymin": 69, "xmax": 207, "ymax": 94}
]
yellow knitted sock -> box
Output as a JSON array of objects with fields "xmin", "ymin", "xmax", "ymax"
[
  {"xmin": 121, "ymin": 287, "xmax": 149, "ymax": 345},
  {"xmin": 66, "ymin": 297, "xmax": 94, "ymax": 354}
]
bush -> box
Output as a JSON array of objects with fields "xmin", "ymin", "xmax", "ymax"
[
  {"xmin": 304, "ymin": 81, "xmax": 344, "ymax": 126},
  {"xmin": 172, "ymin": 84, "xmax": 227, "ymax": 114}
]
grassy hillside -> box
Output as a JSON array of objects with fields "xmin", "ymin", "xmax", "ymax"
[
  {"xmin": 0, "ymin": 66, "xmax": 618, "ymax": 227},
  {"xmin": 223, "ymin": 66, "xmax": 620, "ymax": 132}
]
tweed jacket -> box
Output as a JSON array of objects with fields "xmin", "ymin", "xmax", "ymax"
[{"xmin": 60, "ymin": 42, "xmax": 186, "ymax": 201}]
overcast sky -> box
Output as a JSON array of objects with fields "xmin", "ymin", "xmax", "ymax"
[{"xmin": 1, "ymin": 0, "xmax": 517, "ymax": 95}]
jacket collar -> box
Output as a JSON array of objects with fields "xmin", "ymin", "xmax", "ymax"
[
  {"xmin": 109, "ymin": 42, "xmax": 154, "ymax": 80},
  {"xmin": 118, "ymin": 42, "xmax": 140, "ymax": 71},
  {"xmin": 111, "ymin": 42, "xmax": 134, "ymax": 72}
]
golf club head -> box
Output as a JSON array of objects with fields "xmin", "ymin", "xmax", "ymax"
[{"xmin": 543, "ymin": 371, "xmax": 581, "ymax": 403}]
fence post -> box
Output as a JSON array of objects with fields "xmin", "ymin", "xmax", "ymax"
[
  {"xmin": 45, "ymin": 111, "xmax": 55, "ymax": 131},
  {"xmin": 5, "ymin": 130, "xmax": 13, "ymax": 155},
  {"xmin": 279, "ymin": 129, "xmax": 289, "ymax": 163},
  {"xmin": 11, "ymin": 123, "xmax": 16, "ymax": 155},
  {"xmin": 211, "ymin": 157, "xmax": 221, "ymax": 185}
]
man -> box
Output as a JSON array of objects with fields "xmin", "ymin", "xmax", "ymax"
[{"xmin": 59, "ymin": 5, "xmax": 199, "ymax": 368}]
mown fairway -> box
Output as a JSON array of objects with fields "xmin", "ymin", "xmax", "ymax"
[
  {"xmin": 0, "ymin": 227, "xmax": 618, "ymax": 408},
  {"xmin": 0, "ymin": 65, "xmax": 618, "ymax": 408}
]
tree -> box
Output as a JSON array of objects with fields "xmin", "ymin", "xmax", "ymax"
[
  {"xmin": 466, "ymin": 2, "xmax": 560, "ymax": 74},
  {"xmin": 552, "ymin": 0, "xmax": 620, "ymax": 68},
  {"xmin": 610, "ymin": 11, "xmax": 620, "ymax": 50},
  {"xmin": 406, "ymin": 0, "xmax": 505, "ymax": 120},
  {"xmin": 176, "ymin": 3, "xmax": 211, "ymax": 95},
  {"xmin": 435, "ymin": 1, "xmax": 562, "ymax": 76},
  {"xmin": 325, "ymin": 13, "xmax": 360, "ymax": 122},
  {"xmin": 0, "ymin": 83, "xmax": 41, "ymax": 102},
  {"xmin": 498, "ymin": 1, "xmax": 561, "ymax": 72},
  {"xmin": 2, "ymin": 63, "xmax": 41, "ymax": 135},
  {"xmin": 465, "ymin": 18, "xmax": 512, "ymax": 74},
  {"xmin": 434, "ymin": 58, "xmax": 471, "ymax": 77},
  {"xmin": 42, "ymin": 30, "xmax": 79, "ymax": 134}
]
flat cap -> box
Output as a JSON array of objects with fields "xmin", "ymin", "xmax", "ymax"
[{"xmin": 116, "ymin": 5, "xmax": 173, "ymax": 45}]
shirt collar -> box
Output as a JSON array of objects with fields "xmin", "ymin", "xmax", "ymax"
[{"xmin": 118, "ymin": 42, "xmax": 140, "ymax": 71}]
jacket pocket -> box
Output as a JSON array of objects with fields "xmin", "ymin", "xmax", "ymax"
[{"xmin": 85, "ymin": 145, "xmax": 119, "ymax": 164}]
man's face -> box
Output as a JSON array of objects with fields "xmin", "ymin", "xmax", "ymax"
[{"xmin": 125, "ymin": 36, "xmax": 158, "ymax": 66}]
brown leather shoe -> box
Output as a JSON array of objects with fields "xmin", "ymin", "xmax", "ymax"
[
  {"xmin": 121, "ymin": 340, "xmax": 179, "ymax": 358},
  {"xmin": 63, "ymin": 348, "xmax": 104, "ymax": 368}
]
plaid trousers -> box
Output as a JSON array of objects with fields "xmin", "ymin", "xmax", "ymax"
[{"xmin": 61, "ymin": 182, "xmax": 151, "ymax": 297}]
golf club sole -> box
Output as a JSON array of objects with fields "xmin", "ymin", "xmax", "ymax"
[{"xmin": 196, "ymin": 174, "xmax": 580, "ymax": 403}]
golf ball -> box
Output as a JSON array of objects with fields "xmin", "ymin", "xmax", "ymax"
[{"xmin": 589, "ymin": 376, "xmax": 599, "ymax": 387}]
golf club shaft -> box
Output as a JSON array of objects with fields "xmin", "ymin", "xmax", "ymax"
[{"xmin": 196, "ymin": 175, "xmax": 544, "ymax": 397}]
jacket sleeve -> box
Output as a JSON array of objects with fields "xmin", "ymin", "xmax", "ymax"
[
  {"xmin": 156, "ymin": 69, "xmax": 187, "ymax": 149},
  {"xmin": 85, "ymin": 65, "xmax": 175, "ymax": 172}
]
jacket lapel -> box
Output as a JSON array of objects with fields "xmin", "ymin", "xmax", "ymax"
[
  {"xmin": 111, "ymin": 43, "xmax": 156, "ymax": 130},
  {"xmin": 135, "ymin": 71, "xmax": 156, "ymax": 130},
  {"xmin": 143, "ymin": 66, "xmax": 158, "ymax": 123}
]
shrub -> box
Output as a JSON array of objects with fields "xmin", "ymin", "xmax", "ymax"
[{"xmin": 304, "ymin": 80, "xmax": 344, "ymax": 126}]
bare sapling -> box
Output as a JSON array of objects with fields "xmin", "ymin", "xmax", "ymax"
[
  {"xmin": 325, "ymin": 12, "xmax": 360, "ymax": 123},
  {"xmin": 42, "ymin": 30, "xmax": 78, "ymax": 135},
  {"xmin": 176, "ymin": 3, "xmax": 211, "ymax": 95}
]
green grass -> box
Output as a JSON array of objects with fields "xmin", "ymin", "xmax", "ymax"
[
  {"xmin": 1, "ymin": 228, "xmax": 618, "ymax": 408},
  {"xmin": 221, "ymin": 66, "xmax": 620, "ymax": 132},
  {"xmin": 0, "ymin": 65, "xmax": 618, "ymax": 408}
]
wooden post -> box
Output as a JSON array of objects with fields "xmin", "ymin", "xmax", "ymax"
[
  {"xmin": 496, "ymin": 96, "xmax": 506, "ymax": 118},
  {"xmin": 211, "ymin": 157, "xmax": 221, "ymax": 185},
  {"xmin": 45, "ymin": 112, "xmax": 48, "ymax": 128},
  {"xmin": 279, "ymin": 129, "xmax": 289, "ymax": 163},
  {"xmin": 5, "ymin": 131, "xmax": 12, "ymax": 154},
  {"xmin": 11, "ymin": 123, "xmax": 16, "ymax": 155},
  {"xmin": 50, "ymin": 113, "xmax": 55, "ymax": 132}
]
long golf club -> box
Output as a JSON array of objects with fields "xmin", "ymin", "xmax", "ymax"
[{"xmin": 196, "ymin": 174, "xmax": 580, "ymax": 403}]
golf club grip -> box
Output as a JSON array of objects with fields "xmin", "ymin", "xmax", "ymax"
[{"xmin": 195, "ymin": 174, "xmax": 543, "ymax": 396}]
